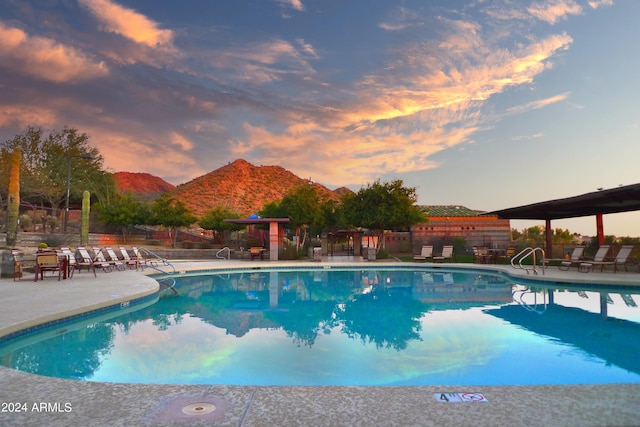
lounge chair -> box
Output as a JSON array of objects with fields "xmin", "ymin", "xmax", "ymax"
[
  {"xmin": 91, "ymin": 247, "xmax": 117, "ymax": 272},
  {"xmin": 576, "ymin": 245, "xmax": 610, "ymax": 272},
  {"xmin": 433, "ymin": 245, "xmax": 454, "ymax": 263},
  {"xmin": 413, "ymin": 245, "xmax": 433, "ymax": 261},
  {"xmin": 581, "ymin": 245, "xmax": 635, "ymax": 273},
  {"xmin": 60, "ymin": 246, "xmax": 78, "ymax": 278},
  {"xmin": 74, "ymin": 247, "xmax": 98, "ymax": 276},
  {"xmin": 552, "ymin": 246, "xmax": 586, "ymax": 270},
  {"xmin": 104, "ymin": 247, "xmax": 126, "ymax": 271},
  {"xmin": 119, "ymin": 246, "xmax": 140, "ymax": 269},
  {"xmin": 78, "ymin": 247, "xmax": 111, "ymax": 273}
]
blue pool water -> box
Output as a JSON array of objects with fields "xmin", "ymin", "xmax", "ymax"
[{"xmin": 2, "ymin": 267, "xmax": 640, "ymax": 386}]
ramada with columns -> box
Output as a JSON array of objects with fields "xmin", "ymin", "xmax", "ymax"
[{"xmin": 224, "ymin": 218, "xmax": 290, "ymax": 261}]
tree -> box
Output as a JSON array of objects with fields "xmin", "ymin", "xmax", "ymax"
[
  {"xmin": 149, "ymin": 193, "xmax": 197, "ymax": 248},
  {"xmin": 199, "ymin": 206, "xmax": 245, "ymax": 244},
  {"xmin": 552, "ymin": 228, "xmax": 575, "ymax": 244},
  {"xmin": 0, "ymin": 126, "xmax": 116, "ymax": 220},
  {"xmin": 96, "ymin": 192, "xmax": 150, "ymax": 243},
  {"xmin": 260, "ymin": 184, "xmax": 341, "ymax": 249},
  {"xmin": 341, "ymin": 179, "xmax": 426, "ymax": 250}
]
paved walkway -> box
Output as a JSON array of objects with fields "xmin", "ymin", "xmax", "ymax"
[{"xmin": 1, "ymin": 260, "xmax": 640, "ymax": 426}]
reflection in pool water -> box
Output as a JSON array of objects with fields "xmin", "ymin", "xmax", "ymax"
[{"xmin": 2, "ymin": 268, "xmax": 640, "ymax": 386}]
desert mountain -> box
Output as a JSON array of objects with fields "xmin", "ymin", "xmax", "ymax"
[
  {"xmin": 167, "ymin": 159, "xmax": 347, "ymax": 218},
  {"xmin": 113, "ymin": 172, "xmax": 176, "ymax": 201}
]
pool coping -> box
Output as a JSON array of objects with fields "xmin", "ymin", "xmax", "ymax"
[{"xmin": 1, "ymin": 260, "xmax": 640, "ymax": 426}]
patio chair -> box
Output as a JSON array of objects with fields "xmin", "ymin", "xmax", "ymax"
[
  {"xmin": 249, "ymin": 246, "xmax": 264, "ymax": 260},
  {"xmin": 499, "ymin": 246, "xmax": 517, "ymax": 263},
  {"xmin": 413, "ymin": 245, "xmax": 433, "ymax": 261},
  {"xmin": 119, "ymin": 246, "xmax": 140, "ymax": 269},
  {"xmin": 11, "ymin": 249, "xmax": 24, "ymax": 281},
  {"xmin": 555, "ymin": 246, "xmax": 586, "ymax": 271},
  {"xmin": 472, "ymin": 246, "xmax": 492, "ymax": 264},
  {"xmin": 582, "ymin": 245, "xmax": 635, "ymax": 273},
  {"xmin": 91, "ymin": 247, "xmax": 116, "ymax": 273},
  {"xmin": 576, "ymin": 245, "xmax": 611, "ymax": 272},
  {"xmin": 34, "ymin": 251, "xmax": 64, "ymax": 282},
  {"xmin": 104, "ymin": 247, "xmax": 126, "ymax": 271},
  {"xmin": 74, "ymin": 247, "xmax": 98, "ymax": 276},
  {"xmin": 433, "ymin": 245, "xmax": 454, "ymax": 263},
  {"xmin": 60, "ymin": 246, "xmax": 79, "ymax": 278}
]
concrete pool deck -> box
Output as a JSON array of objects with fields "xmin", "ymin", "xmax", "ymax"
[{"xmin": 1, "ymin": 259, "xmax": 640, "ymax": 426}]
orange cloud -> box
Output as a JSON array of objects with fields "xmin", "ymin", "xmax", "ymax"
[
  {"xmin": 528, "ymin": 0, "xmax": 583, "ymax": 24},
  {"xmin": 0, "ymin": 22, "xmax": 108, "ymax": 82},
  {"xmin": 79, "ymin": 0, "xmax": 173, "ymax": 47}
]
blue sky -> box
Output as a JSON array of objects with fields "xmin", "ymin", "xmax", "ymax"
[{"xmin": 1, "ymin": 0, "xmax": 638, "ymax": 236}]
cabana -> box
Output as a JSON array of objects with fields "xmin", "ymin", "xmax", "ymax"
[{"xmin": 483, "ymin": 183, "xmax": 640, "ymax": 256}]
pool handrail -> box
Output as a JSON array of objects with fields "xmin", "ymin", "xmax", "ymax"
[
  {"xmin": 136, "ymin": 247, "xmax": 175, "ymax": 274},
  {"xmin": 511, "ymin": 247, "xmax": 546, "ymax": 275},
  {"xmin": 216, "ymin": 247, "xmax": 231, "ymax": 260}
]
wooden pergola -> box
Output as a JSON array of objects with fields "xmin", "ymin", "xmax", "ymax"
[{"xmin": 482, "ymin": 183, "xmax": 640, "ymax": 255}]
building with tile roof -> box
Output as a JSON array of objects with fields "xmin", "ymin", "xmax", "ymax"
[{"xmin": 385, "ymin": 205, "xmax": 512, "ymax": 254}]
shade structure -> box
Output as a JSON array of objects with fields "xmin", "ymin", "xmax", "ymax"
[{"xmin": 483, "ymin": 183, "xmax": 640, "ymax": 221}]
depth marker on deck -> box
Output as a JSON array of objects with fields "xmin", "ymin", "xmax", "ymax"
[{"xmin": 434, "ymin": 392, "xmax": 488, "ymax": 403}]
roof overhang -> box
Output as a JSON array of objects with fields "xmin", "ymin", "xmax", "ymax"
[{"xmin": 482, "ymin": 183, "xmax": 640, "ymax": 220}]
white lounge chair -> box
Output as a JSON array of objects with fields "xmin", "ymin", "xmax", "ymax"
[
  {"xmin": 119, "ymin": 247, "xmax": 140, "ymax": 270},
  {"xmin": 433, "ymin": 245, "xmax": 454, "ymax": 262},
  {"xmin": 556, "ymin": 246, "xmax": 586, "ymax": 271},
  {"xmin": 104, "ymin": 247, "xmax": 126, "ymax": 271},
  {"xmin": 413, "ymin": 245, "xmax": 433, "ymax": 261},
  {"xmin": 74, "ymin": 247, "xmax": 98, "ymax": 276},
  {"xmin": 582, "ymin": 245, "xmax": 635, "ymax": 273}
]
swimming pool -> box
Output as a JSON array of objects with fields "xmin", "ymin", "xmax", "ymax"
[{"xmin": 2, "ymin": 267, "xmax": 640, "ymax": 386}]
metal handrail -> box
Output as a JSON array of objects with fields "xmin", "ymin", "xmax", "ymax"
[
  {"xmin": 137, "ymin": 247, "xmax": 175, "ymax": 274},
  {"xmin": 512, "ymin": 286, "xmax": 548, "ymax": 314},
  {"xmin": 158, "ymin": 277, "xmax": 178, "ymax": 295},
  {"xmin": 216, "ymin": 247, "xmax": 231, "ymax": 260},
  {"xmin": 511, "ymin": 247, "xmax": 546, "ymax": 275}
]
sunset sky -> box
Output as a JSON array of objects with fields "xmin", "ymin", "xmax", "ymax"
[{"xmin": 1, "ymin": 0, "xmax": 638, "ymax": 235}]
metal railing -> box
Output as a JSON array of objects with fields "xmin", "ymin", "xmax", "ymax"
[
  {"xmin": 137, "ymin": 247, "xmax": 175, "ymax": 274},
  {"xmin": 512, "ymin": 286, "xmax": 548, "ymax": 314},
  {"xmin": 157, "ymin": 277, "xmax": 178, "ymax": 295},
  {"xmin": 511, "ymin": 247, "xmax": 546, "ymax": 275},
  {"xmin": 216, "ymin": 247, "xmax": 231, "ymax": 260}
]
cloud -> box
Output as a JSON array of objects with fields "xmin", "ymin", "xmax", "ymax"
[
  {"xmin": 506, "ymin": 92, "xmax": 570, "ymax": 116},
  {"xmin": 0, "ymin": 21, "xmax": 108, "ymax": 83},
  {"xmin": 588, "ymin": 0, "xmax": 614, "ymax": 9},
  {"xmin": 170, "ymin": 132, "xmax": 195, "ymax": 151},
  {"xmin": 511, "ymin": 133, "xmax": 545, "ymax": 141},
  {"xmin": 78, "ymin": 0, "xmax": 173, "ymax": 47},
  {"xmin": 0, "ymin": 104, "xmax": 58, "ymax": 129},
  {"xmin": 275, "ymin": 0, "xmax": 304, "ymax": 12},
  {"xmin": 296, "ymin": 39, "xmax": 318, "ymax": 58},
  {"xmin": 528, "ymin": 0, "xmax": 583, "ymax": 24},
  {"xmin": 209, "ymin": 38, "xmax": 317, "ymax": 84},
  {"xmin": 379, "ymin": 7, "xmax": 424, "ymax": 31},
  {"xmin": 223, "ymin": 11, "xmax": 575, "ymax": 186}
]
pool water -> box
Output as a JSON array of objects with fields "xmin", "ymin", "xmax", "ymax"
[{"xmin": 2, "ymin": 268, "xmax": 640, "ymax": 386}]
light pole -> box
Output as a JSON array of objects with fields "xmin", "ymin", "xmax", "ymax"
[{"xmin": 63, "ymin": 153, "xmax": 93, "ymax": 233}]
